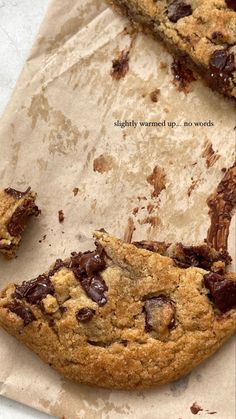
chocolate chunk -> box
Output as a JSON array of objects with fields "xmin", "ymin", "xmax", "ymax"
[
  {"xmin": 225, "ymin": 0, "xmax": 236, "ymax": 11},
  {"xmin": 4, "ymin": 187, "xmax": 31, "ymax": 200},
  {"xmin": 76, "ymin": 307, "xmax": 95, "ymax": 323},
  {"xmin": 7, "ymin": 199, "xmax": 40, "ymax": 237},
  {"xmin": 208, "ymin": 49, "xmax": 235, "ymax": 92},
  {"xmin": 144, "ymin": 295, "xmax": 175, "ymax": 334},
  {"xmin": 80, "ymin": 275, "xmax": 108, "ymax": 306},
  {"xmin": 204, "ymin": 273, "xmax": 236, "ymax": 312},
  {"xmin": 167, "ymin": 1, "xmax": 192, "ymax": 23},
  {"xmin": 58, "ymin": 210, "xmax": 64, "ymax": 223},
  {"xmin": 173, "ymin": 244, "xmax": 231, "ymax": 272},
  {"xmin": 209, "ymin": 50, "xmax": 232, "ymax": 72},
  {"xmin": 70, "ymin": 248, "xmax": 106, "ymax": 277},
  {"xmin": 111, "ymin": 50, "xmax": 129, "ymax": 80},
  {"xmin": 59, "ymin": 305, "xmax": 67, "ymax": 314},
  {"xmin": 6, "ymin": 300, "xmax": 35, "ymax": 326},
  {"xmin": 48, "ymin": 259, "xmax": 66, "ymax": 277},
  {"xmin": 14, "ymin": 275, "xmax": 55, "ymax": 305},
  {"xmin": 171, "ymin": 59, "xmax": 196, "ymax": 91},
  {"xmin": 190, "ymin": 403, "xmax": 203, "ymax": 415}
]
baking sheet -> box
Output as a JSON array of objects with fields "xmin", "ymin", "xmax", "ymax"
[{"xmin": 0, "ymin": 0, "xmax": 235, "ymax": 417}]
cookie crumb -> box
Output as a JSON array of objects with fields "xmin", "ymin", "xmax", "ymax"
[
  {"xmin": 132, "ymin": 207, "xmax": 139, "ymax": 216},
  {"xmin": 58, "ymin": 210, "xmax": 64, "ymax": 223},
  {"xmin": 73, "ymin": 187, "xmax": 79, "ymax": 196},
  {"xmin": 150, "ymin": 89, "xmax": 160, "ymax": 102},
  {"xmin": 160, "ymin": 61, "xmax": 167, "ymax": 69},
  {"xmin": 190, "ymin": 402, "xmax": 203, "ymax": 415}
]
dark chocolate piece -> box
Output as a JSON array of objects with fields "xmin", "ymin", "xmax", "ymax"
[
  {"xmin": 171, "ymin": 59, "xmax": 196, "ymax": 91},
  {"xmin": 225, "ymin": 0, "xmax": 236, "ymax": 11},
  {"xmin": 6, "ymin": 300, "xmax": 35, "ymax": 326},
  {"xmin": 76, "ymin": 307, "xmax": 95, "ymax": 323},
  {"xmin": 207, "ymin": 49, "xmax": 235, "ymax": 94},
  {"xmin": 167, "ymin": 1, "xmax": 192, "ymax": 23},
  {"xmin": 7, "ymin": 199, "xmax": 40, "ymax": 237},
  {"xmin": 206, "ymin": 162, "xmax": 236, "ymax": 251},
  {"xmin": 80, "ymin": 275, "xmax": 108, "ymax": 306},
  {"xmin": 14, "ymin": 275, "xmax": 55, "ymax": 305},
  {"xmin": 204, "ymin": 273, "xmax": 236, "ymax": 312},
  {"xmin": 173, "ymin": 244, "xmax": 231, "ymax": 272}
]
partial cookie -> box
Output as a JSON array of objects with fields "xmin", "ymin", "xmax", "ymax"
[
  {"xmin": 0, "ymin": 231, "xmax": 235, "ymax": 389},
  {"xmin": 0, "ymin": 187, "xmax": 40, "ymax": 258},
  {"xmin": 109, "ymin": 0, "xmax": 236, "ymax": 99}
]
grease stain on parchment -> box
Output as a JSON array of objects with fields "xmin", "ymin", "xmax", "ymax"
[
  {"xmin": 46, "ymin": 17, "xmax": 84, "ymax": 53},
  {"xmin": 202, "ymin": 139, "xmax": 220, "ymax": 169},
  {"xmin": 93, "ymin": 154, "xmax": 115, "ymax": 174},
  {"xmin": 169, "ymin": 374, "xmax": 190, "ymax": 397},
  {"xmin": 51, "ymin": 380, "xmax": 131, "ymax": 419},
  {"xmin": 146, "ymin": 165, "xmax": 166, "ymax": 198},
  {"xmin": 28, "ymin": 92, "xmax": 80, "ymax": 156},
  {"xmin": 28, "ymin": 92, "xmax": 50, "ymax": 128}
]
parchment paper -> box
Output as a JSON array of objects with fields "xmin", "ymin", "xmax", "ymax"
[{"xmin": 0, "ymin": 0, "xmax": 235, "ymax": 418}]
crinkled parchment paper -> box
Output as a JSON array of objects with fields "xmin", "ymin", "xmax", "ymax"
[{"xmin": 0, "ymin": 0, "xmax": 235, "ymax": 418}]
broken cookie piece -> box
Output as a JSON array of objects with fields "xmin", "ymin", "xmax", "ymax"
[
  {"xmin": 109, "ymin": 0, "xmax": 236, "ymax": 99},
  {"xmin": 0, "ymin": 187, "xmax": 40, "ymax": 259},
  {"xmin": 133, "ymin": 240, "xmax": 231, "ymax": 273},
  {"xmin": 0, "ymin": 232, "xmax": 235, "ymax": 389}
]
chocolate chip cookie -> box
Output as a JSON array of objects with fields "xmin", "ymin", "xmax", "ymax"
[
  {"xmin": 0, "ymin": 231, "xmax": 235, "ymax": 389},
  {"xmin": 109, "ymin": 0, "xmax": 236, "ymax": 99},
  {"xmin": 0, "ymin": 187, "xmax": 40, "ymax": 258}
]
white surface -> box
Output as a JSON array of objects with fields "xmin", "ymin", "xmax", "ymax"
[
  {"xmin": 0, "ymin": 1, "xmax": 56, "ymax": 417},
  {"xmin": 0, "ymin": 0, "xmax": 50, "ymax": 115},
  {"xmin": 0, "ymin": 396, "xmax": 53, "ymax": 419}
]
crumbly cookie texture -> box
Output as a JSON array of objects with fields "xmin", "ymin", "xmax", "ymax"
[
  {"xmin": 0, "ymin": 187, "xmax": 40, "ymax": 259},
  {"xmin": 0, "ymin": 231, "xmax": 235, "ymax": 389},
  {"xmin": 109, "ymin": 0, "xmax": 236, "ymax": 99}
]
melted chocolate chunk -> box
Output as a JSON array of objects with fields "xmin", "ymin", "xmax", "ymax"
[
  {"xmin": 204, "ymin": 273, "xmax": 236, "ymax": 312},
  {"xmin": 171, "ymin": 59, "xmax": 196, "ymax": 91},
  {"xmin": 14, "ymin": 275, "xmax": 55, "ymax": 305},
  {"xmin": 76, "ymin": 307, "xmax": 95, "ymax": 323},
  {"xmin": 173, "ymin": 244, "xmax": 231, "ymax": 272},
  {"xmin": 111, "ymin": 50, "xmax": 129, "ymax": 80},
  {"xmin": 4, "ymin": 187, "xmax": 31, "ymax": 200},
  {"xmin": 167, "ymin": 0, "xmax": 192, "ymax": 23},
  {"xmin": 48, "ymin": 259, "xmax": 66, "ymax": 277},
  {"xmin": 70, "ymin": 246, "xmax": 106, "ymax": 278},
  {"xmin": 6, "ymin": 300, "xmax": 35, "ymax": 326},
  {"xmin": 144, "ymin": 295, "xmax": 175, "ymax": 333},
  {"xmin": 225, "ymin": 0, "xmax": 236, "ymax": 11},
  {"xmin": 208, "ymin": 49, "xmax": 235, "ymax": 93},
  {"xmin": 7, "ymin": 199, "xmax": 40, "ymax": 237},
  {"xmin": 59, "ymin": 305, "xmax": 67, "ymax": 314},
  {"xmin": 80, "ymin": 275, "xmax": 108, "ymax": 306}
]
